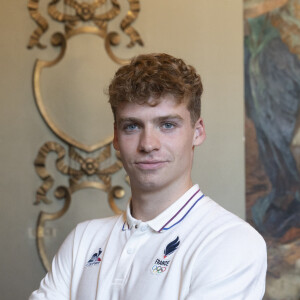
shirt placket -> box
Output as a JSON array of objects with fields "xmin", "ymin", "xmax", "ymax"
[{"xmin": 112, "ymin": 222, "xmax": 151, "ymax": 288}]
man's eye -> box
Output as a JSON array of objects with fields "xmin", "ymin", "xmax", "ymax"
[
  {"xmin": 124, "ymin": 123, "xmax": 138, "ymax": 131},
  {"xmin": 162, "ymin": 122, "xmax": 175, "ymax": 129}
]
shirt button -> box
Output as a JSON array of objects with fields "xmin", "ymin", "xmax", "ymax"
[
  {"xmin": 135, "ymin": 224, "xmax": 138, "ymax": 229},
  {"xmin": 127, "ymin": 248, "xmax": 134, "ymax": 254},
  {"xmin": 140, "ymin": 225, "xmax": 147, "ymax": 232}
]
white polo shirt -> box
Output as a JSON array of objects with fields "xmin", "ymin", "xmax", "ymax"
[{"xmin": 29, "ymin": 185, "xmax": 267, "ymax": 300}]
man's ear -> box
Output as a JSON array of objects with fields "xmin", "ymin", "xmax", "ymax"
[
  {"xmin": 193, "ymin": 118, "xmax": 206, "ymax": 146},
  {"xmin": 113, "ymin": 123, "xmax": 120, "ymax": 151}
]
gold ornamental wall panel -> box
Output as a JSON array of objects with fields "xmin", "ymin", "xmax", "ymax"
[{"xmin": 27, "ymin": 0, "xmax": 143, "ymax": 271}]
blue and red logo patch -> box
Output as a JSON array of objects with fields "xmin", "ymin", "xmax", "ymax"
[
  {"xmin": 151, "ymin": 236, "xmax": 180, "ymax": 274},
  {"xmin": 85, "ymin": 248, "xmax": 102, "ymax": 267},
  {"xmin": 164, "ymin": 236, "xmax": 180, "ymax": 258}
]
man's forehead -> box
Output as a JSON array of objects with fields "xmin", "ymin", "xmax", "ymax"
[{"xmin": 115, "ymin": 96, "xmax": 187, "ymax": 116}]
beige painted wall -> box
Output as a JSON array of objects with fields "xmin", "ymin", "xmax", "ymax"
[{"xmin": 0, "ymin": 0, "xmax": 244, "ymax": 298}]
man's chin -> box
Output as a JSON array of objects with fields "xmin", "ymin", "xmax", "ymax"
[{"xmin": 133, "ymin": 177, "xmax": 165, "ymax": 191}]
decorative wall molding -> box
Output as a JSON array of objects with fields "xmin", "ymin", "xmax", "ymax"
[
  {"xmin": 27, "ymin": 0, "xmax": 143, "ymax": 64},
  {"xmin": 27, "ymin": 0, "xmax": 142, "ymax": 271}
]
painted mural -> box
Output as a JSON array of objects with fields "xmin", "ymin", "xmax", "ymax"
[{"xmin": 244, "ymin": 0, "xmax": 300, "ymax": 299}]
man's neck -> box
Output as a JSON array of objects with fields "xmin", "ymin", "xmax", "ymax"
[{"xmin": 130, "ymin": 179, "xmax": 193, "ymax": 221}]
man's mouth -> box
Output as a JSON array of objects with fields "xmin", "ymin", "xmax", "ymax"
[{"xmin": 135, "ymin": 160, "xmax": 168, "ymax": 170}]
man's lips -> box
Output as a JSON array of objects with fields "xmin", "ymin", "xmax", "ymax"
[{"xmin": 134, "ymin": 160, "xmax": 168, "ymax": 170}]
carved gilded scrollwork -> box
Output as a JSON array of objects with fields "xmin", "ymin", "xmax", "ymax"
[
  {"xmin": 34, "ymin": 141, "xmax": 126, "ymax": 270},
  {"xmin": 121, "ymin": 0, "xmax": 144, "ymax": 48},
  {"xmin": 34, "ymin": 142, "xmax": 123, "ymax": 203},
  {"xmin": 27, "ymin": 0, "xmax": 143, "ymax": 63},
  {"xmin": 27, "ymin": 0, "xmax": 143, "ymax": 271},
  {"xmin": 36, "ymin": 186, "xmax": 71, "ymax": 271},
  {"xmin": 27, "ymin": 0, "xmax": 49, "ymax": 49}
]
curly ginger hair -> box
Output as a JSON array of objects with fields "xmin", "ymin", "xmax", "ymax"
[{"xmin": 108, "ymin": 53, "xmax": 203, "ymax": 125}]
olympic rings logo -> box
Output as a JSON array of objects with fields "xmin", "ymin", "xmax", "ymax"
[{"xmin": 152, "ymin": 264, "xmax": 167, "ymax": 274}]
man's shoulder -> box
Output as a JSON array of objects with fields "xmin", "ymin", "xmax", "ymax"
[
  {"xmin": 198, "ymin": 195, "xmax": 255, "ymax": 225},
  {"xmin": 185, "ymin": 196, "xmax": 267, "ymax": 295},
  {"xmin": 73, "ymin": 214, "xmax": 123, "ymax": 238},
  {"xmin": 192, "ymin": 195, "xmax": 266, "ymax": 249}
]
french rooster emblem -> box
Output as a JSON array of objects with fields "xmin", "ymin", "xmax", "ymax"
[
  {"xmin": 87, "ymin": 248, "xmax": 102, "ymax": 263},
  {"xmin": 164, "ymin": 236, "xmax": 180, "ymax": 258}
]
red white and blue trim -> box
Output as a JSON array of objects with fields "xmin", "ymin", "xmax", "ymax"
[
  {"xmin": 123, "ymin": 185, "xmax": 204, "ymax": 233},
  {"xmin": 158, "ymin": 191, "xmax": 204, "ymax": 232}
]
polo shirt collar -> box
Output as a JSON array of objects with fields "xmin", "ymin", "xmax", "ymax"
[{"xmin": 125, "ymin": 184, "xmax": 204, "ymax": 233}]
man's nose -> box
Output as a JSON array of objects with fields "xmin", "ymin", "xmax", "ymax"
[{"xmin": 138, "ymin": 128, "xmax": 160, "ymax": 153}]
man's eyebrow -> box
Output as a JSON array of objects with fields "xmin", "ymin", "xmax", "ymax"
[
  {"xmin": 117, "ymin": 115, "xmax": 184, "ymax": 125},
  {"xmin": 117, "ymin": 117, "xmax": 141, "ymax": 126},
  {"xmin": 155, "ymin": 114, "xmax": 184, "ymax": 122}
]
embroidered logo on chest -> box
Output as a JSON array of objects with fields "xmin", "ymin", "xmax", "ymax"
[
  {"xmin": 85, "ymin": 248, "xmax": 102, "ymax": 267},
  {"xmin": 151, "ymin": 236, "xmax": 180, "ymax": 274}
]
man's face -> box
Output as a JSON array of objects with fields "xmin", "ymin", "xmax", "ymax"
[{"xmin": 113, "ymin": 95, "xmax": 206, "ymax": 192}]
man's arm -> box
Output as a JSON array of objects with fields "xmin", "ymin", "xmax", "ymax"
[
  {"xmin": 29, "ymin": 229, "xmax": 75, "ymax": 300},
  {"xmin": 186, "ymin": 224, "xmax": 267, "ymax": 300}
]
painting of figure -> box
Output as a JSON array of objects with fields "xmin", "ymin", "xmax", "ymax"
[{"xmin": 244, "ymin": 0, "xmax": 300, "ymax": 299}]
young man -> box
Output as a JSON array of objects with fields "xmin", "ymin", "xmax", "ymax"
[{"xmin": 29, "ymin": 53, "xmax": 267, "ymax": 300}]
